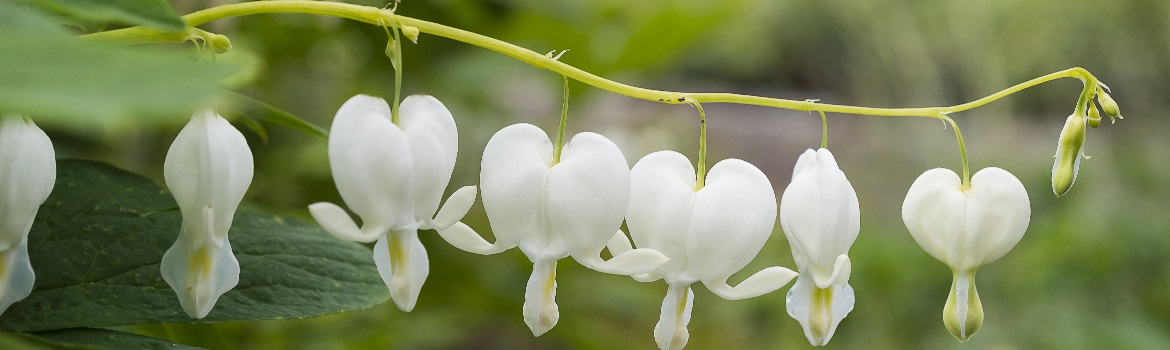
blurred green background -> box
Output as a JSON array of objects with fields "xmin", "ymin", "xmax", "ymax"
[{"xmin": 38, "ymin": 0, "xmax": 1170, "ymax": 349}]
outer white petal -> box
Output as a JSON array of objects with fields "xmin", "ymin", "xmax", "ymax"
[
  {"xmin": 0, "ymin": 238, "xmax": 35, "ymax": 315},
  {"xmin": 372, "ymin": 229, "xmax": 430, "ymax": 312},
  {"xmin": 901, "ymin": 168, "xmax": 967, "ymax": 267},
  {"xmin": 164, "ymin": 109, "xmax": 254, "ymax": 248},
  {"xmin": 544, "ymin": 132, "xmax": 666, "ymax": 274},
  {"xmin": 324, "ymin": 95, "xmax": 414, "ymax": 236},
  {"xmin": 780, "ymin": 148, "xmax": 859, "ymax": 288},
  {"xmin": 399, "ymin": 95, "xmax": 459, "ymax": 219},
  {"xmin": 627, "ymin": 151, "xmax": 698, "ymax": 282},
  {"xmin": 653, "ymin": 283, "xmax": 694, "ymax": 350},
  {"xmin": 785, "ymin": 274, "xmax": 855, "ymax": 346},
  {"xmin": 162, "ymin": 110, "xmax": 251, "ymax": 319},
  {"xmin": 160, "ymin": 233, "xmax": 241, "ymax": 319},
  {"xmin": 965, "ymin": 167, "xmax": 1030, "ymax": 266},
  {"xmin": 0, "ymin": 116, "xmax": 55, "ymax": 251},
  {"xmin": 686, "ymin": 159, "xmax": 778, "ymax": 293},
  {"xmin": 481, "ymin": 123, "xmax": 553, "ymax": 255}
]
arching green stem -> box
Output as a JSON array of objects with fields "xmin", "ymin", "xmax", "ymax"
[
  {"xmin": 82, "ymin": 1, "xmax": 1100, "ymax": 121},
  {"xmin": 688, "ymin": 99, "xmax": 707, "ymax": 191},
  {"xmin": 552, "ymin": 76, "xmax": 569, "ymax": 165},
  {"xmin": 942, "ymin": 116, "xmax": 971, "ymax": 189}
]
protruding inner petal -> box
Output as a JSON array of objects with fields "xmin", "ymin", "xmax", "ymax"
[
  {"xmin": 160, "ymin": 233, "xmax": 241, "ymax": 319},
  {"xmin": 372, "ymin": 228, "xmax": 430, "ymax": 312},
  {"xmin": 0, "ymin": 239, "xmax": 35, "ymax": 315},
  {"xmin": 308, "ymin": 202, "xmax": 390, "ymax": 243},
  {"xmin": 705, "ymin": 266, "xmax": 797, "ymax": 301},
  {"xmin": 523, "ymin": 259, "xmax": 559, "ymax": 336},
  {"xmin": 654, "ymin": 283, "xmax": 693, "ymax": 350},
  {"xmin": 785, "ymin": 274, "xmax": 855, "ymax": 346},
  {"xmin": 436, "ymin": 222, "xmax": 513, "ymax": 255},
  {"xmin": 427, "ymin": 185, "xmax": 477, "ymax": 231},
  {"xmin": 944, "ymin": 270, "xmax": 983, "ymax": 342}
]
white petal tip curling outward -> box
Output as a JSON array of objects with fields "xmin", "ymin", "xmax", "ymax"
[
  {"xmin": 816, "ymin": 254, "xmax": 851, "ymax": 290},
  {"xmin": 0, "ymin": 239, "xmax": 36, "ymax": 315},
  {"xmin": 604, "ymin": 230, "xmax": 662, "ymax": 282},
  {"xmin": 308, "ymin": 202, "xmax": 386, "ymax": 243},
  {"xmin": 428, "ymin": 185, "xmax": 477, "ymax": 231},
  {"xmin": 160, "ymin": 236, "xmax": 241, "ymax": 319},
  {"xmin": 654, "ymin": 284, "xmax": 694, "ymax": 350},
  {"xmin": 162, "ymin": 109, "xmax": 253, "ymax": 319},
  {"xmin": 523, "ymin": 260, "xmax": 559, "ymax": 336},
  {"xmin": 706, "ymin": 266, "xmax": 798, "ymax": 301},
  {"xmin": 785, "ymin": 274, "xmax": 855, "ymax": 346},
  {"xmin": 373, "ymin": 229, "xmax": 430, "ymax": 312},
  {"xmin": 436, "ymin": 222, "xmax": 513, "ymax": 255},
  {"xmin": 0, "ymin": 115, "xmax": 56, "ymax": 315},
  {"xmin": 575, "ymin": 247, "xmax": 670, "ymax": 276}
]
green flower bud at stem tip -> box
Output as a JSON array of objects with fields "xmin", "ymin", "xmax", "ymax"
[
  {"xmin": 1052, "ymin": 114, "xmax": 1086, "ymax": 197},
  {"xmin": 1087, "ymin": 102, "xmax": 1102, "ymax": 129},
  {"xmin": 401, "ymin": 25, "xmax": 420, "ymax": 43},
  {"xmin": 1097, "ymin": 89, "xmax": 1121, "ymax": 120},
  {"xmin": 943, "ymin": 270, "xmax": 982, "ymax": 342},
  {"xmin": 208, "ymin": 33, "xmax": 232, "ymax": 54}
]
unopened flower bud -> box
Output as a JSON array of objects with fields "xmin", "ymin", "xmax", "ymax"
[
  {"xmin": 385, "ymin": 37, "xmax": 400, "ymax": 70},
  {"xmin": 401, "ymin": 25, "xmax": 420, "ymax": 43},
  {"xmin": 207, "ymin": 33, "xmax": 232, "ymax": 54},
  {"xmin": 1097, "ymin": 89, "xmax": 1121, "ymax": 121},
  {"xmin": 1052, "ymin": 114, "xmax": 1086, "ymax": 197},
  {"xmin": 1087, "ymin": 102, "xmax": 1102, "ymax": 129}
]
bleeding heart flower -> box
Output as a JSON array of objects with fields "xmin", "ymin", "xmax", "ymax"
[
  {"xmin": 442, "ymin": 123, "xmax": 668, "ymax": 336},
  {"xmin": 160, "ymin": 109, "xmax": 253, "ymax": 319},
  {"xmin": 309, "ymin": 95, "xmax": 477, "ymax": 312},
  {"xmin": 614, "ymin": 150, "xmax": 797, "ymax": 350},
  {"xmin": 779, "ymin": 148, "xmax": 858, "ymax": 346},
  {"xmin": 0, "ymin": 115, "xmax": 55, "ymax": 316},
  {"xmin": 902, "ymin": 167, "xmax": 1030, "ymax": 342}
]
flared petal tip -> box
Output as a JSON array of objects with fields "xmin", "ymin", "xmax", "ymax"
[
  {"xmin": 160, "ymin": 238, "xmax": 241, "ymax": 319},
  {"xmin": 0, "ymin": 243, "xmax": 36, "ymax": 316},
  {"xmin": 786, "ymin": 276, "xmax": 855, "ymax": 346}
]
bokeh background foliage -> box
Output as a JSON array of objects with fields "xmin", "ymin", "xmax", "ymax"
[{"xmin": 2, "ymin": 0, "xmax": 1169, "ymax": 349}]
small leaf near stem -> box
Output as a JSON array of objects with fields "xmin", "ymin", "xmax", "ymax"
[
  {"xmin": 686, "ymin": 98, "xmax": 707, "ymax": 191},
  {"xmin": 552, "ymin": 76, "xmax": 570, "ymax": 165},
  {"xmin": 941, "ymin": 115, "xmax": 971, "ymax": 190}
]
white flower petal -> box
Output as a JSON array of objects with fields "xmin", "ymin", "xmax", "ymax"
[
  {"xmin": 326, "ymin": 95, "xmax": 415, "ymax": 231},
  {"xmin": 481, "ymin": 123, "xmax": 553, "ymax": 255},
  {"xmin": 0, "ymin": 238, "xmax": 35, "ymax": 315},
  {"xmin": 523, "ymin": 259, "xmax": 559, "ymax": 336},
  {"xmin": 785, "ymin": 275, "xmax": 855, "ymax": 346},
  {"xmin": 780, "ymin": 148, "xmax": 859, "ymax": 287},
  {"xmin": 966, "ymin": 167, "xmax": 1030, "ymax": 266},
  {"xmin": 308, "ymin": 202, "xmax": 388, "ymax": 243},
  {"xmin": 686, "ymin": 159, "xmax": 777, "ymax": 288},
  {"xmin": 400, "ymin": 95, "xmax": 460, "ymax": 219},
  {"xmin": 545, "ymin": 132, "xmax": 639, "ymax": 270},
  {"xmin": 164, "ymin": 109, "xmax": 253, "ymax": 248},
  {"xmin": 627, "ymin": 151, "xmax": 697, "ymax": 280},
  {"xmin": 0, "ymin": 116, "xmax": 55, "ymax": 252},
  {"xmin": 428, "ymin": 185, "xmax": 477, "ymax": 231},
  {"xmin": 653, "ymin": 283, "xmax": 694, "ymax": 350},
  {"xmin": 436, "ymin": 222, "xmax": 510, "ymax": 255},
  {"xmin": 160, "ymin": 233, "xmax": 241, "ymax": 319},
  {"xmin": 706, "ymin": 266, "xmax": 797, "ymax": 300},
  {"xmin": 901, "ymin": 168, "xmax": 967, "ymax": 267},
  {"xmin": 605, "ymin": 230, "xmax": 660, "ymax": 282},
  {"xmin": 372, "ymin": 229, "xmax": 430, "ymax": 312}
]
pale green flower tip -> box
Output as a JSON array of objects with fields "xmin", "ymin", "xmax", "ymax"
[
  {"xmin": 943, "ymin": 271, "xmax": 983, "ymax": 343},
  {"xmin": 1051, "ymin": 114, "xmax": 1085, "ymax": 197}
]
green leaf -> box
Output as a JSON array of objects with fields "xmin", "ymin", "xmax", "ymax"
[
  {"xmin": 0, "ymin": 4, "xmax": 235, "ymax": 135},
  {"xmin": 0, "ymin": 160, "xmax": 389, "ymax": 332},
  {"xmin": 224, "ymin": 92, "xmax": 330, "ymax": 139},
  {"xmin": 21, "ymin": 0, "xmax": 187, "ymax": 32},
  {"xmin": 26, "ymin": 328, "xmax": 202, "ymax": 350}
]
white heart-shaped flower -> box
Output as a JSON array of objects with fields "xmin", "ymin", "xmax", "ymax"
[
  {"xmin": 309, "ymin": 95, "xmax": 477, "ymax": 312},
  {"xmin": 619, "ymin": 151, "xmax": 797, "ymax": 350},
  {"xmin": 455, "ymin": 123, "xmax": 668, "ymax": 336},
  {"xmin": 161, "ymin": 109, "xmax": 253, "ymax": 319},
  {"xmin": 0, "ymin": 115, "xmax": 56, "ymax": 316},
  {"xmin": 780, "ymin": 148, "xmax": 858, "ymax": 346},
  {"xmin": 902, "ymin": 167, "xmax": 1030, "ymax": 342}
]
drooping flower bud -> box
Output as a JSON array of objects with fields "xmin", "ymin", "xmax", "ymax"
[
  {"xmin": 1052, "ymin": 114, "xmax": 1086, "ymax": 197},
  {"xmin": 0, "ymin": 115, "xmax": 56, "ymax": 316},
  {"xmin": 1087, "ymin": 102, "xmax": 1102, "ymax": 129},
  {"xmin": 1097, "ymin": 88, "xmax": 1121, "ymax": 121}
]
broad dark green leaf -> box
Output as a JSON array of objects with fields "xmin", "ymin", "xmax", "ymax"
[
  {"xmin": 21, "ymin": 0, "xmax": 187, "ymax": 32},
  {"xmin": 27, "ymin": 328, "xmax": 202, "ymax": 350},
  {"xmin": 0, "ymin": 160, "xmax": 389, "ymax": 332},
  {"xmin": 0, "ymin": 4, "xmax": 234, "ymax": 135}
]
